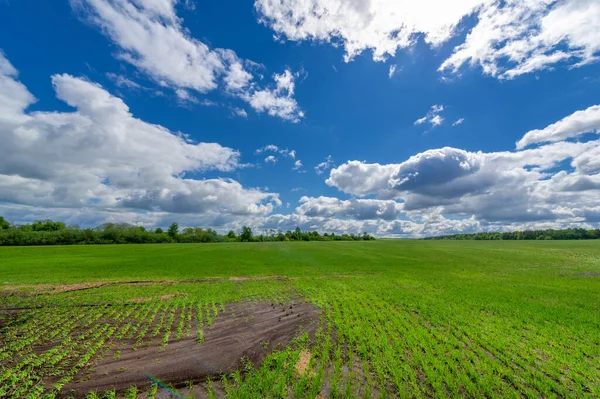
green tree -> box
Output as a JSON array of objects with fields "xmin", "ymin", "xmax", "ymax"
[
  {"xmin": 0, "ymin": 216, "xmax": 9, "ymax": 230},
  {"xmin": 240, "ymin": 226, "xmax": 253, "ymax": 242},
  {"xmin": 167, "ymin": 222, "xmax": 179, "ymax": 239},
  {"xmin": 154, "ymin": 227, "xmax": 164, "ymax": 234},
  {"xmin": 31, "ymin": 219, "xmax": 66, "ymax": 232},
  {"xmin": 227, "ymin": 230, "xmax": 237, "ymax": 240}
]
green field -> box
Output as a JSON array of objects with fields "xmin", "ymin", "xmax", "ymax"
[{"xmin": 1, "ymin": 241, "xmax": 599, "ymax": 398}]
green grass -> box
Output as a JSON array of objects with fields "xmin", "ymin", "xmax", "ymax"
[
  {"xmin": 1, "ymin": 240, "xmax": 599, "ymax": 398},
  {"xmin": 1, "ymin": 240, "xmax": 598, "ymax": 284}
]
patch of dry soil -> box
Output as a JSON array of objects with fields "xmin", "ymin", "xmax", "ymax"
[
  {"xmin": 0, "ymin": 277, "xmax": 293, "ymax": 297},
  {"xmin": 62, "ymin": 300, "xmax": 319, "ymax": 397}
]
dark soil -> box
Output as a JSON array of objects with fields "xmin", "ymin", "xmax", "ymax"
[{"xmin": 61, "ymin": 300, "xmax": 319, "ymax": 397}]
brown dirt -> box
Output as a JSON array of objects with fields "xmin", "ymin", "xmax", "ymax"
[
  {"xmin": 0, "ymin": 282, "xmax": 109, "ymax": 295},
  {"xmin": 61, "ymin": 300, "xmax": 319, "ymax": 397},
  {"xmin": 295, "ymin": 350, "xmax": 314, "ymax": 377},
  {"xmin": 159, "ymin": 293, "xmax": 188, "ymax": 301},
  {"xmin": 0, "ymin": 275, "xmax": 355, "ymax": 298},
  {"xmin": 228, "ymin": 275, "xmax": 285, "ymax": 281},
  {"xmin": 0, "ymin": 277, "xmax": 295, "ymax": 297}
]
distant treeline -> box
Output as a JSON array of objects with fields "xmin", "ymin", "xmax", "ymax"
[
  {"xmin": 0, "ymin": 217, "xmax": 375, "ymax": 246},
  {"xmin": 423, "ymin": 228, "xmax": 600, "ymax": 241}
]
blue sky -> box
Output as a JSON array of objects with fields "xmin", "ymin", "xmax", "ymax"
[{"xmin": 1, "ymin": 0, "xmax": 600, "ymax": 237}]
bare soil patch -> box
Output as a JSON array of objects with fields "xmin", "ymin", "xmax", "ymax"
[
  {"xmin": 61, "ymin": 300, "xmax": 319, "ymax": 397},
  {"xmin": 0, "ymin": 277, "xmax": 296, "ymax": 297},
  {"xmin": 294, "ymin": 350, "xmax": 314, "ymax": 377},
  {"xmin": 0, "ymin": 282, "xmax": 112, "ymax": 296},
  {"xmin": 228, "ymin": 275, "xmax": 286, "ymax": 281}
]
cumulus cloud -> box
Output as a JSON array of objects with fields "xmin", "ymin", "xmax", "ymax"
[
  {"xmin": 258, "ymin": 208, "xmax": 487, "ymax": 238},
  {"xmin": 326, "ymin": 161, "xmax": 397, "ymax": 197},
  {"xmin": 414, "ymin": 105, "xmax": 445, "ymax": 128},
  {"xmin": 296, "ymin": 196, "xmax": 403, "ymax": 221},
  {"xmin": 241, "ymin": 70, "xmax": 304, "ymax": 122},
  {"xmin": 71, "ymin": 0, "xmax": 303, "ymax": 121},
  {"xmin": 0, "ymin": 52, "xmax": 280, "ymax": 221},
  {"xmin": 389, "ymin": 147, "xmax": 483, "ymax": 193},
  {"xmin": 516, "ymin": 104, "xmax": 600, "ymax": 149},
  {"xmin": 388, "ymin": 65, "xmax": 397, "ymax": 79},
  {"xmin": 255, "ymin": 0, "xmax": 485, "ymax": 62},
  {"xmin": 255, "ymin": 0, "xmax": 600, "ymax": 79},
  {"xmin": 264, "ymin": 155, "xmax": 277, "ymax": 163},
  {"xmin": 326, "ymin": 105, "xmax": 600, "ymax": 228}
]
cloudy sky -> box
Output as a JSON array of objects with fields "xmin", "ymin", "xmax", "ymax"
[{"xmin": 1, "ymin": 0, "xmax": 600, "ymax": 237}]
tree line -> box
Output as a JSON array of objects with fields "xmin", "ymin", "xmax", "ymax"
[
  {"xmin": 0, "ymin": 217, "xmax": 375, "ymax": 246},
  {"xmin": 423, "ymin": 228, "xmax": 600, "ymax": 241}
]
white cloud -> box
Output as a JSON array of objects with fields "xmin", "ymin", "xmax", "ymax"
[
  {"xmin": 323, "ymin": 105, "xmax": 600, "ymax": 231},
  {"xmin": 326, "ymin": 161, "xmax": 397, "ymax": 197},
  {"xmin": 315, "ymin": 155, "xmax": 334, "ymax": 175},
  {"xmin": 258, "ymin": 209, "xmax": 487, "ymax": 238},
  {"xmin": 389, "ymin": 147, "xmax": 483, "ymax": 193},
  {"xmin": 0, "ymin": 52, "xmax": 280, "ymax": 220},
  {"xmin": 414, "ymin": 104, "xmax": 445, "ymax": 128},
  {"xmin": 326, "ymin": 138, "xmax": 600, "ymax": 226},
  {"xmin": 388, "ymin": 65, "xmax": 397, "ymax": 79},
  {"xmin": 256, "ymin": 144, "xmax": 280, "ymax": 154},
  {"xmin": 255, "ymin": 144, "xmax": 299, "ymax": 164},
  {"xmin": 255, "ymin": 0, "xmax": 486, "ymax": 62},
  {"xmin": 72, "ymin": 0, "xmax": 303, "ymax": 121},
  {"xmin": 224, "ymin": 59, "xmax": 254, "ymax": 92},
  {"xmin": 199, "ymin": 99, "xmax": 219, "ymax": 107},
  {"xmin": 106, "ymin": 72, "xmax": 143, "ymax": 90},
  {"xmin": 452, "ymin": 118, "xmax": 464, "ymax": 126},
  {"xmin": 296, "ymin": 196, "xmax": 403, "ymax": 220},
  {"xmin": 242, "ymin": 70, "xmax": 304, "ymax": 122},
  {"xmin": 293, "ymin": 160, "xmax": 304, "ymax": 171},
  {"xmin": 440, "ymin": 0, "xmax": 600, "ymax": 79},
  {"xmin": 232, "ymin": 107, "xmax": 248, "ymax": 118},
  {"xmin": 175, "ymin": 88, "xmax": 197, "ymax": 103},
  {"xmin": 516, "ymin": 104, "xmax": 600, "ymax": 149},
  {"xmin": 256, "ymin": 0, "xmax": 600, "ymax": 79}
]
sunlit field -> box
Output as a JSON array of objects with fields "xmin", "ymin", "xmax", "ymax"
[{"xmin": 1, "ymin": 240, "xmax": 599, "ymax": 398}]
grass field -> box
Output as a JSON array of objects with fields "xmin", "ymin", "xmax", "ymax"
[{"xmin": 1, "ymin": 240, "xmax": 599, "ymax": 398}]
